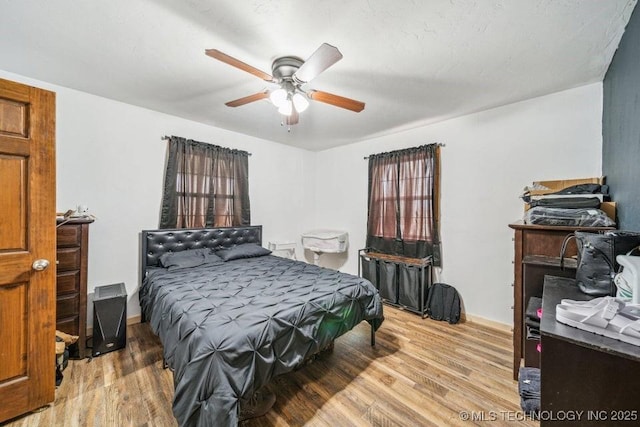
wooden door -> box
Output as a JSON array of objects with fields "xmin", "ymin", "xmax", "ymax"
[{"xmin": 0, "ymin": 78, "xmax": 56, "ymax": 422}]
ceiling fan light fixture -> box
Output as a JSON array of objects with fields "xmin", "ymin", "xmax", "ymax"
[
  {"xmin": 278, "ymin": 99, "xmax": 293, "ymax": 116},
  {"xmin": 269, "ymin": 88, "xmax": 287, "ymax": 107},
  {"xmin": 207, "ymin": 44, "xmax": 365, "ymax": 124},
  {"xmin": 292, "ymin": 93, "xmax": 309, "ymax": 113}
]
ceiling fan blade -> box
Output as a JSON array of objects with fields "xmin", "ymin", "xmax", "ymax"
[
  {"xmin": 293, "ymin": 43, "xmax": 343, "ymax": 83},
  {"xmin": 205, "ymin": 49, "xmax": 274, "ymax": 82},
  {"xmin": 225, "ymin": 91, "xmax": 269, "ymax": 107},
  {"xmin": 308, "ymin": 90, "xmax": 365, "ymax": 112},
  {"xmin": 286, "ymin": 106, "xmax": 299, "ymax": 126}
]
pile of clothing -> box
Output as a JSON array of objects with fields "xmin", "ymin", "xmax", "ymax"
[
  {"xmin": 522, "ymin": 183, "xmax": 615, "ymax": 227},
  {"xmin": 525, "ymin": 297, "xmax": 542, "ymax": 345},
  {"xmin": 55, "ymin": 330, "xmax": 78, "ymax": 386},
  {"xmin": 518, "ymin": 367, "xmax": 540, "ymax": 416}
]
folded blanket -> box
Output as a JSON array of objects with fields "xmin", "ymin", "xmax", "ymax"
[
  {"xmin": 526, "ymin": 325, "xmax": 540, "ymax": 340},
  {"xmin": 520, "ymin": 397, "xmax": 540, "ymax": 415},
  {"xmin": 518, "ymin": 367, "xmax": 541, "ymax": 400}
]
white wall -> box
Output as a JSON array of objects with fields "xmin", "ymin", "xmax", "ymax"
[
  {"xmin": 313, "ymin": 83, "xmax": 604, "ymax": 325},
  {"xmin": 0, "ymin": 68, "xmax": 604, "ymax": 327},
  {"xmin": 0, "ymin": 70, "xmax": 316, "ymax": 326}
]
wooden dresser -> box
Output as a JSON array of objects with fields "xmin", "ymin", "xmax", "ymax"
[
  {"xmin": 508, "ymin": 221, "xmax": 613, "ymax": 380},
  {"xmin": 56, "ymin": 218, "xmax": 93, "ymax": 358}
]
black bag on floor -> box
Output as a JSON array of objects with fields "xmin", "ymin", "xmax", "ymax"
[
  {"xmin": 561, "ymin": 231, "xmax": 640, "ymax": 296},
  {"xmin": 426, "ymin": 283, "xmax": 461, "ymax": 324}
]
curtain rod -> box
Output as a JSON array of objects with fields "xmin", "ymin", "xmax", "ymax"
[
  {"xmin": 161, "ymin": 135, "xmax": 252, "ymax": 156},
  {"xmin": 363, "ymin": 143, "xmax": 445, "ymax": 160}
]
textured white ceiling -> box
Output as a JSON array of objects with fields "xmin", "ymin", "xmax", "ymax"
[{"xmin": 0, "ymin": 0, "xmax": 636, "ymax": 150}]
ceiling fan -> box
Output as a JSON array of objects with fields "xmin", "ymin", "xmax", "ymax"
[{"xmin": 205, "ymin": 43, "xmax": 365, "ymax": 126}]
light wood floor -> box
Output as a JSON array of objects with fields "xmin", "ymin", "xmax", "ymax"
[{"xmin": 3, "ymin": 307, "xmax": 538, "ymax": 426}]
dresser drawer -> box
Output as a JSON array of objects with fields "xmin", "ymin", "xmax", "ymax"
[
  {"xmin": 57, "ymin": 247, "xmax": 80, "ymax": 271},
  {"xmin": 56, "ymin": 315, "xmax": 79, "ymax": 336},
  {"xmin": 57, "ymin": 224, "xmax": 81, "ymax": 247},
  {"xmin": 57, "ymin": 270, "xmax": 80, "ymax": 294},
  {"xmin": 56, "ymin": 293, "xmax": 79, "ymax": 319}
]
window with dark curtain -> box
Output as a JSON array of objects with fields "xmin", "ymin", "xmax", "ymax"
[
  {"xmin": 159, "ymin": 136, "xmax": 250, "ymax": 229},
  {"xmin": 366, "ymin": 144, "xmax": 441, "ymax": 265}
]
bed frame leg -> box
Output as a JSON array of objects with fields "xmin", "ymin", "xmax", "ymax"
[{"xmin": 370, "ymin": 323, "xmax": 376, "ymax": 347}]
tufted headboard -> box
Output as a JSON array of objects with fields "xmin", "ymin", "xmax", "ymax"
[{"xmin": 140, "ymin": 225, "xmax": 263, "ymax": 279}]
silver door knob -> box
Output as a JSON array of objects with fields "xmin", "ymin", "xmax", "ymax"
[{"xmin": 32, "ymin": 259, "xmax": 50, "ymax": 271}]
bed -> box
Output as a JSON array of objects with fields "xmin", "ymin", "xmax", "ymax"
[{"xmin": 139, "ymin": 225, "xmax": 383, "ymax": 426}]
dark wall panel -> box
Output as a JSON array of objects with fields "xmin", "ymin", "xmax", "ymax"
[{"xmin": 603, "ymin": 5, "xmax": 640, "ymax": 230}]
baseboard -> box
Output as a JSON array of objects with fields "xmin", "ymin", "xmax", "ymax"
[
  {"xmin": 86, "ymin": 314, "xmax": 141, "ymax": 337},
  {"xmin": 463, "ymin": 313, "xmax": 512, "ymax": 334},
  {"xmin": 126, "ymin": 314, "xmax": 142, "ymax": 326}
]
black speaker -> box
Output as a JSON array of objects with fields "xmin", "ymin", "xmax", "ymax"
[{"xmin": 92, "ymin": 282, "xmax": 127, "ymax": 357}]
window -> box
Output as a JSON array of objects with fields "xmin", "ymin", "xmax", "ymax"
[
  {"xmin": 159, "ymin": 137, "xmax": 250, "ymax": 229},
  {"xmin": 367, "ymin": 144, "xmax": 440, "ymax": 264}
]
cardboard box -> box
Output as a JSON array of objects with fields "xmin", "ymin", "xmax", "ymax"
[
  {"xmin": 600, "ymin": 201, "xmax": 616, "ymax": 221},
  {"xmin": 527, "ymin": 177, "xmax": 605, "ymax": 196}
]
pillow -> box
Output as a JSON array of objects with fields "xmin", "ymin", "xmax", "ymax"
[
  {"xmin": 216, "ymin": 243, "xmax": 271, "ymax": 261},
  {"xmin": 159, "ymin": 248, "xmax": 222, "ymax": 270},
  {"xmin": 201, "ymin": 251, "xmax": 224, "ymax": 268}
]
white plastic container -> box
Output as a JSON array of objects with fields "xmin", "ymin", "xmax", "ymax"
[
  {"xmin": 268, "ymin": 241, "xmax": 297, "ymax": 260},
  {"xmin": 615, "ymin": 254, "xmax": 640, "ymax": 304},
  {"xmin": 301, "ymin": 229, "xmax": 349, "ymax": 253}
]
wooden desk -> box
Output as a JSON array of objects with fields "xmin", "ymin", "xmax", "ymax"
[{"xmin": 540, "ymin": 276, "xmax": 640, "ymax": 426}]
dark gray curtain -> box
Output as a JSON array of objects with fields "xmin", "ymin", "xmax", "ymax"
[
  {"xmin": 159, "ymin": 136, "xmax": 250, "ymax": 229},
  {"xmin": 366, "ymin": 144, "xmax": 441, "ymax": 265}
]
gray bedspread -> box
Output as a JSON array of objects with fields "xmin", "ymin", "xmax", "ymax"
[{"xmin": 140, "ymin": 254, "xmax": 383, "ymax": 426}]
